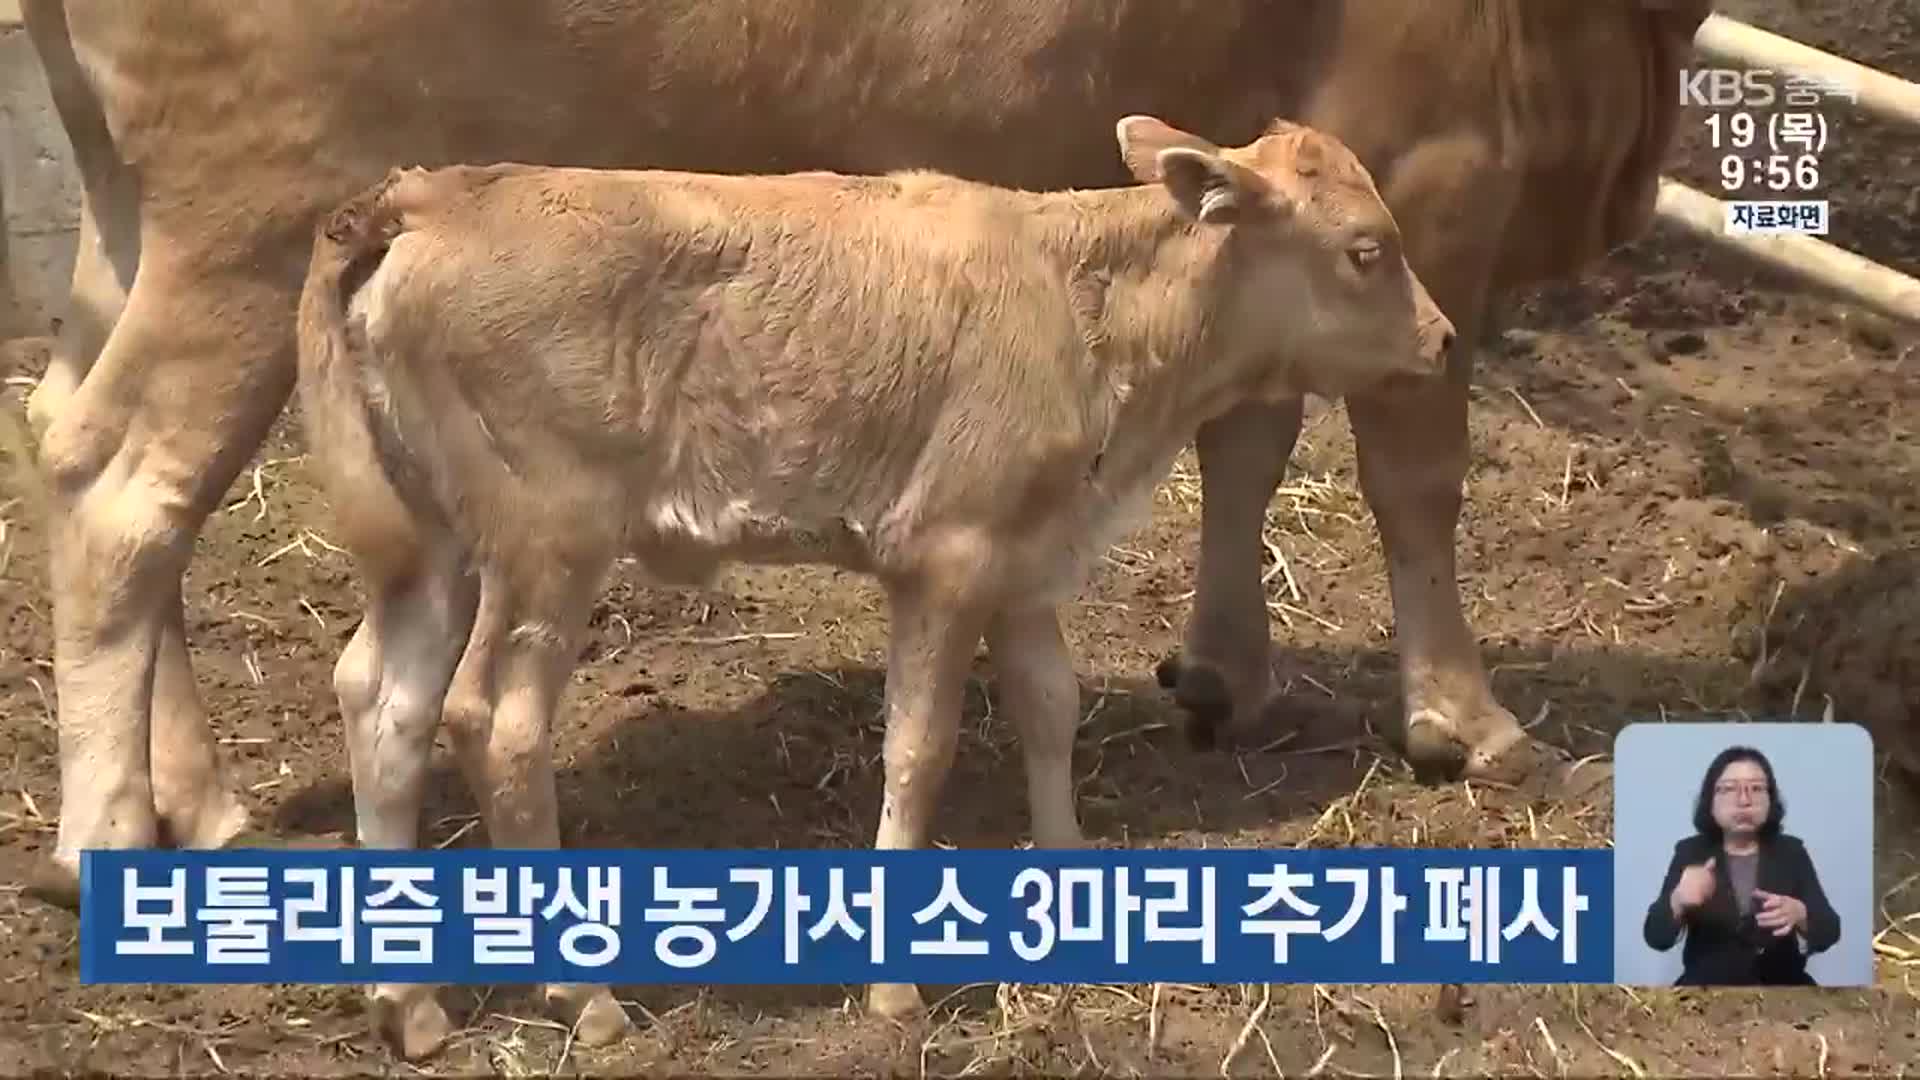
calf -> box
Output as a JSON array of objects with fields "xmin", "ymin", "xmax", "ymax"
[{"xmin": 297, "ymin": 116, "xmax": 1451, "ymax": 1054}]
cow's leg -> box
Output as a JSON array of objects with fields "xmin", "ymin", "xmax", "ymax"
[
  {"xmin": 1345, "ymin": 352, "xmax": 1571, "ymax": 789},
  {"xmin": 28, "ymin": 197, "xmax": 252, "ymax": 895},
  {"xmin": 985, "ymin": 604, "xmax": 1084, "ymax": 849},
  {"xmin": 1342, "ymin": 136, "xmax": 1584, "ymax": 794},
  {"xmin": 28, "ymin": 255, "xmax": 291, "ymax": 902},
  {"xmin": 1156, "ymin": 399, "xmax": 1304, "ymax": 748},
  {"xmin": 867, "ymin": 578, "xmax": 988, "ymax": 1019},
  {"xmin": 53, "ymin": 197, "xmax": 249, "ymax": 856},
  {"xmin": 151, "ymin": 577, "xmax": 255, "ymax": 849},
  {"xmin": 1344, "ymin": 365, "xmax": 1497, "ymax": 774},
  {"xmin": 447, "ymin": 562, "xmax": 631, "ymax": 1051},
  {"xmin": 27, "ymin": 173, "xmax": 136, "ymax": 418},
  {"xmin": 337, "ymin": 531, "xmax": 478, "ymax": 1062}
]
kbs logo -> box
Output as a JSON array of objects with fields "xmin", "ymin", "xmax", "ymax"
[
  {"xmin": 1681, "ymin": 69, "xmax": 1857, "ymax": 108},
  {"xmin": 1680, "ymin": 68, "xmax": 1776, "ymax": 107}
]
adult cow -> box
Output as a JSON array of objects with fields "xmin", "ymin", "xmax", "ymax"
[{"xmin": 21, "ymin": 0, "xmax": 1708, "ymax": 917}]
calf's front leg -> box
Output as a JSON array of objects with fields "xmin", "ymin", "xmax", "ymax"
[
  {"xmin": 866, "ymin": 578, "xmax": 989, "ymax": 1020},
  {"xmin": 985, "ymin": 604, "xmax": 1084, "ymax": 849}
]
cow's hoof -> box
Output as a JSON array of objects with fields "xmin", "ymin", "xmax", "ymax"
[
  {"xmin": 544, "ymin": 985, "xmax": 632, "ymax": 1047},
  {"xmin": 866, "ymin": 982, "xmax": 925, "ymax": 1020},
  {"xmin": 1155, "ymin": 652, "xmax": 1245, "ymax": 751},
  {"xmin": 1403, "ymin": 712, "xmax": 1472, "ymax": 784},
  {"xmin": 1153, "ymin": 653, "xmax": 1186, "ymax": 691},
  {"xmin": 372, "ymin": 988, "xmax": 454, "ymax": 1062},
  {"xmin": 1405, "ymin": 709, "xmax": 1612, "ymax": 806},
  {"xmin": 1463, "ymin": 728, "xmax": 1554, "ymax": 783},
  {"xmin": 1470, "ymin": 740, "xmax": 1612, "ymax": 808},
  {"xmin": 23, "ymin": 857, "xmax": 81, "ymax": 912},
  {"xmin": 154, "ymin": 794, "xmax": 255, "ymax": 852}
]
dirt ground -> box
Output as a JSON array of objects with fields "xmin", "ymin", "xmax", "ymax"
[{"xmin": 7, "ymin": 2, "xmax": 1920, "ymax": 1076}]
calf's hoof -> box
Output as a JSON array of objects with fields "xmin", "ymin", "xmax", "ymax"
[
  {"xmin": 866, "ymin": 982, "xmax": 925, "ymax": 1020},
  {"xmin": 544, "ymin": 984, "xmax": 633, "ymax": 1047},
  {"xmin": 371, "ymin": 988, "xmax": 455, "ymax": 1062}
]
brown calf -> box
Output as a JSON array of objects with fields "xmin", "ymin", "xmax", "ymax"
[{"xmin": 296, "ymin": 117, "xmax": 1451, "ymax": 1056}]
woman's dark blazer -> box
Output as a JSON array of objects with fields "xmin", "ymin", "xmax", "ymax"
[{"xmin": 1642, "ymin": 832, "xmax": 1841, "ymax": 986}]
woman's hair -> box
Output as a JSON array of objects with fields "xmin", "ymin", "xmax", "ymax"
[{"xmin": 1691, "ymin": 744, "xmax": 1786, "ymax": 842}]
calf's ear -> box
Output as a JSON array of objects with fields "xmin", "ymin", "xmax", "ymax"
[
  {"xmin": 1154, "ymin": 147, "xmax": 1275, "ymax": 226},
  {"xmin": 1115, "ymin": 115, "xmax": 1220, "ymax": 184}
]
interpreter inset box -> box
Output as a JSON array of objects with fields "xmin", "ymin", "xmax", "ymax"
[{"xmin": 1612, "ymin": 721, "xmax": 1875, "ymax": 988}]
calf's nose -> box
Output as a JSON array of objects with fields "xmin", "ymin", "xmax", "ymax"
[{"xmin": 1417, "ymin": 316, "xmax": 1456, "ymax": 376}]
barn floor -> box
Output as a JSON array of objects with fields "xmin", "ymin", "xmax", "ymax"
[{"xmin": 6, "ymin": 1, "xmax": 1920, "ymax": 1075}]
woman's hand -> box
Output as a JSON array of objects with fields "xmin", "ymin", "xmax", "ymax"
[
  {"xmin": 1670, "ymin": 857, "xmax": 1716, "ymax": 918},
  {"xmin": 1752, "ymin": 889, "xmax": 1808, "ymax": 937}
]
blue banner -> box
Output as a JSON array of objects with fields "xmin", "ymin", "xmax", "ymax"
[{"xmin": 80, "ymin": 847, "xmax": 1612, "ymax": 986}]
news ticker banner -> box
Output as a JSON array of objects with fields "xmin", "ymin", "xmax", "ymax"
[{"xmin": 81, "ymin": 847, "xmax": 1612, "ymax": 986}]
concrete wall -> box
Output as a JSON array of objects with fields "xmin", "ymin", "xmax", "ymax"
[{"xmin": 1, "ymin": 8, "xmax": 82, "ymax": 343}]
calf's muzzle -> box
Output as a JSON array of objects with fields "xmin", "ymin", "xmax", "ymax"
[{"xmin": 1412, "ymin": 279, "xmax": 1457, "ymax": 377}]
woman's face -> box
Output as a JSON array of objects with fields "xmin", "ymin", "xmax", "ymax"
[{"xmin": 1711, "ymin": 758, "xmax": 1771, "ymax": 834}]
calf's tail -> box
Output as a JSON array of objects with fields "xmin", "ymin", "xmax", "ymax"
[{"xmin": 294, "ymin": 169, "xmax": 438, "ymax": 582}]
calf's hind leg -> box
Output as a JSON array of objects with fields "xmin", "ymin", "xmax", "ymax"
[
  {"xmin": 439, "ymin": 561, "xmax": 631, "ymax": 1051},
  {"xmin": 333, "ymin": 532, "xmax": 479, "ymax": 1061}
]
